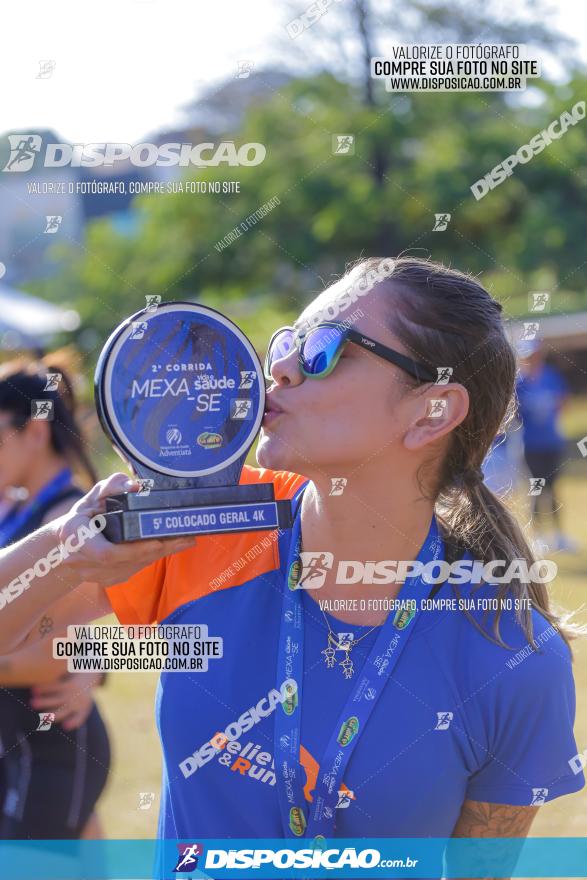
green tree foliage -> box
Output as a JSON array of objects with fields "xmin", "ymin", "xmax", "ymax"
[{"xmin": 32, "ymin": 70, "xmax": 587, "ymax": 353}]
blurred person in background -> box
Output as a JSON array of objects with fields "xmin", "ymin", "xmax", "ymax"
[
  {"xmin": 0, "ymin": 358, "xmax": 111, "ymax": 839},
  {"xmin": 516, "ymin": 339, "xmax": 578, "ymax": 554}
]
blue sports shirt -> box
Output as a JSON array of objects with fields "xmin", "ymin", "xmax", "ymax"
[{"xmin": 105, "ymin": 466, "xmax": 584, "ymax": 843}]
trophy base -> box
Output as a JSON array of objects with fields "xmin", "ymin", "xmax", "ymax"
[{"xmin": 102, "ymin": 483, "xmax": 293, "ymax": 542}]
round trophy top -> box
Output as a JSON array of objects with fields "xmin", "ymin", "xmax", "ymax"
[{"xmin": 94, "ymin": 301, "xmax": 265, "ymax": 479}]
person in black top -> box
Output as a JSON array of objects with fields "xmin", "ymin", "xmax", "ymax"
[{"xmin": 0, "ymin": 359, "xmax": 111, "ymax": 839}]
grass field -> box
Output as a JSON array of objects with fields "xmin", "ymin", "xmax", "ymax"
[{"xmin": 92, "ymin": 468, "xmax": 587, "ymax": 841}]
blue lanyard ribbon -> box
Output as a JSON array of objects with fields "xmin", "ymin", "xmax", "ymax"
[
  {"xmin": 0, "ymin": 468, "xmax": 73, "ymax": 548},
  {"xmin": 275, "ymin": 503, "xmax": 444, "ymax": 842}
]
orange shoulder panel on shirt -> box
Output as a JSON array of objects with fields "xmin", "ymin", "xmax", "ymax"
[{"xmin": 105, "ymin": 465, "xmax": 308, "ymax": 626}]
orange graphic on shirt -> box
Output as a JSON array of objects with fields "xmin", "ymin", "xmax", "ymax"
[{"xmin": 299, "ymin": 745, "xmax": 354, "ymax": 803}]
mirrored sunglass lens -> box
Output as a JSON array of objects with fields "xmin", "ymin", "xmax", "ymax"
[
  {"xmin": 301, "ymin": 325, "xmax": 345, "ymax": 375},
  {"xmin": 266, "ymin": 329, "xmax": 295, "ymax": 376}
]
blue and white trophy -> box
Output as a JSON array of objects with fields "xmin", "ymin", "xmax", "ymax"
[{"xmin": 94, "ymin": 301, "xmax": 293, "ymax": 542}]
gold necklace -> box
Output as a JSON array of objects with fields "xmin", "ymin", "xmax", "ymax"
[{"xmin": 320, "ymin": 608, "xmax": 380, "ymax": 679}]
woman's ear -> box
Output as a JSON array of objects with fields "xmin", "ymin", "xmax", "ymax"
[{"xmin": 403, "ymin": 384, "xmax": 470, "ymax": 451}]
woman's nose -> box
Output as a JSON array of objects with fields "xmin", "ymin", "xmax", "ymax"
[{"xmin": 269, "ymin": 348, "xmax": 303, "ymax": 387}]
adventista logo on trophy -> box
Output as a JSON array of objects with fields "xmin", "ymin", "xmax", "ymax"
[{"xmin": 95, "ymin": 301, "xmax": 293, "ymax": 542}]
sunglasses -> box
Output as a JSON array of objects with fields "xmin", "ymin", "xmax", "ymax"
[{"xmin": 264, "ymin": 322, "xmax": 437, "ymax": 383}]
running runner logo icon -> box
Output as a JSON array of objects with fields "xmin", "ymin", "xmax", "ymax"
[
  {"xmin": 336, "ymin": 790, "xmax": 354, "ymax": 809},
  {"xmin": 230, "ymin": 399, "xmax": 253, "ymax": 419},
  {"xmin": 129, "ymin": 321, "xmax": 148, "ymax": 340},
  {"xmin": 337, "ymin": 716, "xmax": 360, "ymax": 747},
  {"xmin": 239, "ymin": 370, "xmax": 256, "ymax": 389},
  {"xmin": 297, "ymin": 551, "xmax": 334, "ymax": 589},
  {"xmin": 173, "ymin": 843, "xmax": 204, "ymax": 872},
  {"xmin": 36, "ymin": 712, "xmax": 55, "ymax": 731},
  {"xmin": 3, "ymin": 134, "xmax": 42, "ymax": 171},
  {"xmin": 138, "ymin": 792, "xmax": 155, "ymax": 810}
]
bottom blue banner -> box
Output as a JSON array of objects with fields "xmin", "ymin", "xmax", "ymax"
[{"xmin": 1, "ymin": 837, "xmax": 587, "ymax": 879}]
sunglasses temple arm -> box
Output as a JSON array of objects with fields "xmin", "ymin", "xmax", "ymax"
[{"xmin": 352, "ymin": 333, "xmax": 436, "ymax": 383}]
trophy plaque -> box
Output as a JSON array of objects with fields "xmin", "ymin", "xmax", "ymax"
[{"xmin": 94, "ymin": 301, "xmax": 293, "ymax": 542}]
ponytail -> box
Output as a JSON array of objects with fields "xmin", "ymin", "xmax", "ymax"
[
  {"xmin": 436, "ymin": 471, "xmax": 581, "ymax": 653},
  {"xmin": 346, "ymin": 256, "xmax": 584, "ymax": 655}
]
